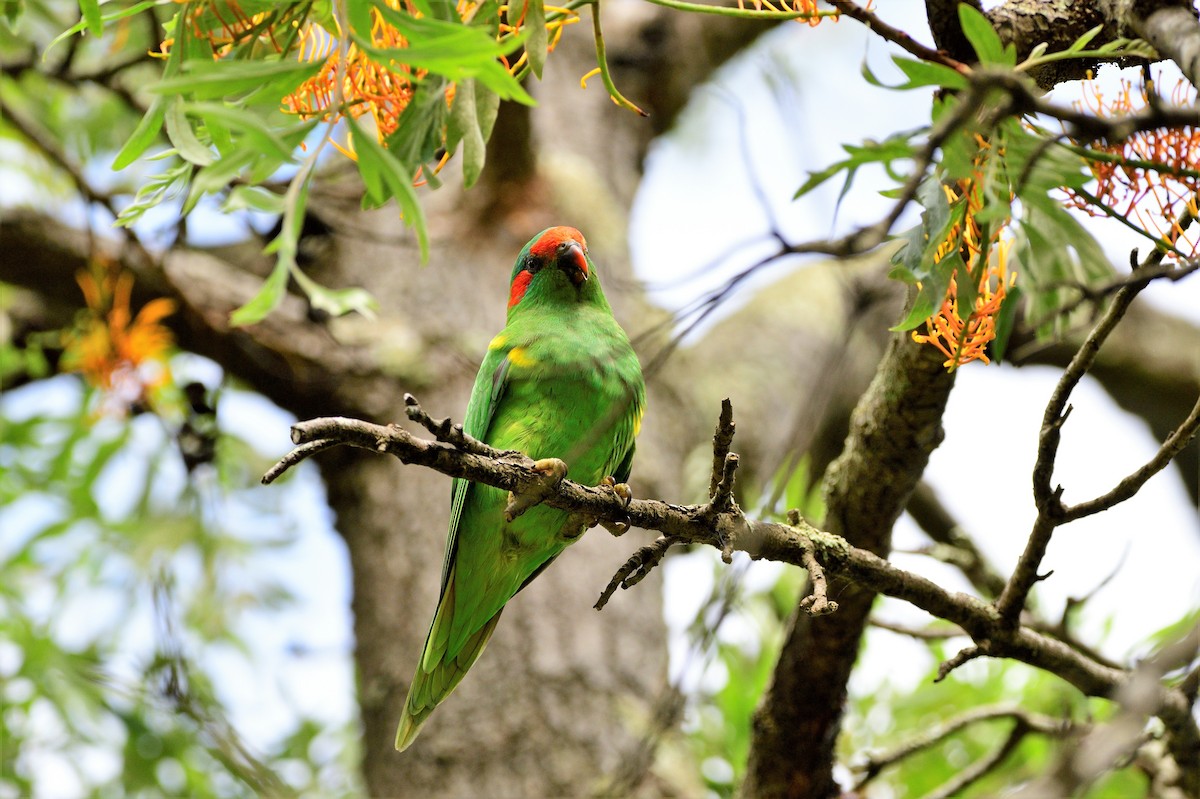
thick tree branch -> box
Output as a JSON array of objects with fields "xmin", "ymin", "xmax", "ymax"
[{"xmin": 262, "ymin": 401, "xmax": 1200, "ymax": 793}]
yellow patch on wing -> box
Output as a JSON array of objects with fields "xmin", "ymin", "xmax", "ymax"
[
  {"xmin": 507, "ymin": 347, "xmax": 536, "ymax": 367},
  {"xmin": 633, "ymin": 405, "xmax": 644, "ymax": 437},
  {"xmin": 488, "ymin": 334, "xmax": 507, "ymax": 351}
]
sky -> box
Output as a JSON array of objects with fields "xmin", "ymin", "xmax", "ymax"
[{"xmin": 3, "ymin": 4, "xmax": 1200, "ymax": 795}]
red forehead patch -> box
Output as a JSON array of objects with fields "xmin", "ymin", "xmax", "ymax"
[{"xmin": 529, "ymin": 226, "xmax": 587, "ymax": 259}]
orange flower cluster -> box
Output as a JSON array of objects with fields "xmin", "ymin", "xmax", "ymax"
[
  {"xmin": 1066, "ymin": 75, "xmax": 1200, "ymax": 257},
  {"xmin": 157, "ymin": 0, "xmax": 282, "ymax": 59},
  {"xmin": 912, "ymin": 180, "xmax": 1014, "ymax": 369},
  {"xmin": 159, "ymin": 1, "xmax": 574, "ymax": 161},
  {"xmin": 735, "ymin": 0, "xmax": 845, "ymax": 25},
  {"xmin": 282, "ymin": 0, "xmax": 576, "ymax": 152},
  {"xmin": 60, "ymin": 260, "xmax": 176, "ymax": 415}
]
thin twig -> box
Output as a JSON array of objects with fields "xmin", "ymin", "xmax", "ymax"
[
  {"xmin": 853, "ymin": 705, "xmax": 1072, "ymax": 791},
  {"xmin": 709, "ymin": 398, "xmax": 735, "ymax": 499},
  {"xmin": 936, "ymin": 644, "xmax": 989, "ymax": 682},
  {"xmin": 1063, "ymin": 393, "xmax": 1200, "ymax": 521},
  {"xmin": 828, "ymin": 0, "xmax": 966, "ymax": 71},
  {"xmin": 594, "ymin": 535, "xmax": 680, "ymax": 610},
  {"xmin": 869, "ymin": 618, "xmax": 966, "ymax": 640},
  {"xmin": 996, "ymin": 251, "xmax": 1154, "ymax": 626}
]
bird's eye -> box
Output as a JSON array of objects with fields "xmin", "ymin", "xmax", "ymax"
[{"xmin": 524, "ymin": 255, "xmax": 542, "ymax": 273}]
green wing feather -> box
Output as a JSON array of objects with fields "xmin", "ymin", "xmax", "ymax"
[{"xmin": 396, "ymin": 350, "xmax": 510, "ymax": 752}]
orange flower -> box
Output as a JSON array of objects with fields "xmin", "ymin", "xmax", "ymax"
[
  {"xmin": 1065, "ymin": 74, "xmax": 1200, "ymax": 257},
  {"xmin": 912, "ymin": 239, "xmax": 1014, "ymax": 368},
  {"xmin": 281, "ymin": 0, "xmax": 576, "ymax": 156},
  {"xmin": 912, "ymin": 174, "xmax": 1014, "ymax": 369},
  {"xmin": 735, "ymin": 0, "xmax": 845, "ymax": 26},
  {"xmin": 61, "ymin": 260, "xmax": 176, "ymax": 415}
]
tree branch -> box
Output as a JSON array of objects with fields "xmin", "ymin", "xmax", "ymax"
[
  {"xmin": 853, "ymin": 704, "xmax": 1073, "ymax": 792},
  {"xmin": 261, "ymin": 390, "xmax": 1200, "ymax": 794}
]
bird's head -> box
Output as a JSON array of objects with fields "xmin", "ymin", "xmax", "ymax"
[{"xmin": 508, "ymin": 226, "xmax": 604, "ymax": 313}]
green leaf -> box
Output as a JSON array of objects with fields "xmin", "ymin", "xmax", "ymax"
[
  {"xmin": 290, "ymin": 270, "xmax": 379, "ymax": 319},
  {"xmin": 525, "ymin": 0, "xmax": 548, "ymax": 79},
  {"xmin": 349, "ymin": 116, "xmax": 429, "ymax": 261},
  {"xmin": 890, "ymin": 177, "xmax": 964, "ymax": 331},
  {"xmin": 229, "ymin": 257, "xmax": 290, "ymax": 327},
  {"xmin": 364, "ymin": 1, "xmax": 534, "ymax": 103},
  {"xmin": 1066, "ymin": 23, "xmax": 1103, "ymax": 54},
  {"xmin": 1014, "ymin": 200, "xmax": 1113, "ymax": 336},
  {"xmin": 990, "ymin": 281, "xmax": 1021, "ymax": 362},
  {"xmin": 46, "ymin": 0, "xmax": 156, "ymax": 56},
  {"xmin": 80, "ymin": 0, "xmax": 102, "ymax": 36},
  {"xmin": 221, "ymin": 185, "xmax": 285, "ymax": 214},
  {"xmin": 878, "ymin": 56, "xmax": 968, "ymax": 91},
  {"xmin": 794, "ymin": 128, "xmax": 922, "ymax": 213},
  {"xmin": 448, "ymin": 78, "xmax": 489, "ymax": 187},
  {"xmin": 151, "ymin": 59, "xmax": 324, "ymax": 100},
  {"xmin": 182, "ymin": 102, "xmax": 296, "ymax": 162},
  {"xmin": 183, "ymin": 148, "xmax": 257, "ymax": 214},
  {"xmin": 164, "ymin": 98, "xmax": 215, "ymax": 166},
  {"xmin": 112, "ymin": 98, "xmax": 167, "ymax": 171},
  {"xmin": 384, "ymin": 78, "xmax": 451, "ymax": 188},
  {"xmin": 958, "ymin": 4, "xmax": 1014, "ymax": 66}
]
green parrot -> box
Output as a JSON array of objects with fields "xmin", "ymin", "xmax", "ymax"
[{"xmin": 395, "ymin": 226, "xmax": 646, "ymax": 751}]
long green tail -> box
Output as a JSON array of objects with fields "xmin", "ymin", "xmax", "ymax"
[{"xmin": 395, "ymin": 585, "xmax": 503, "ymax": 751}]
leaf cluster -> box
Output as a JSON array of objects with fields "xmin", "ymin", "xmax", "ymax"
[{"xmin": 0, "ymin": 375, "xmax": 358, "ymax": 797}]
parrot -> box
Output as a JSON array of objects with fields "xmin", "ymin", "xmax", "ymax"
[{"xmin": 394, "ymin": 225, "xmax": 646, "ymax": 751}]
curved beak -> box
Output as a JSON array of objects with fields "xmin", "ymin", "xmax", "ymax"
[{"xmin": 558, "ymin": 241, "xmax": 590, "ymax": 286}]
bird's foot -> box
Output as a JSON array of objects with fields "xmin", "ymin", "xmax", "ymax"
[
  {"xmin": 600, "ymin": 475, "xmax": 633, "ymax": 508},
  {"xmin": 505, "ymin": 458, "xmax": 568, "ymax": 522},
  {"xmin": 598, "ymin": 476, "xmax": 633, "ymax": 536}
]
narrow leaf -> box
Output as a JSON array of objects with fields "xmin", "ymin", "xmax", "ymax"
[
  {"xmin": 229, "ymin": 258, "xmax": 290, "ymax": 327},
  {"xmin": 112, "ymin": 98, "xmax": 167, "ymax": 170},
  {"xmin": 525, "ymin": 0, "xmax": 548, "ymax": 78},
  {"xmin": 957, "ymin": 4, "xmax": 1011, "ymax": 65},
  {"xmin": 80, "ymin": 0, "xmax": 102, "ymax": 36},
  {"xmin": 165, "ymin": 98, "xmax": 215, "ymax": 166}
]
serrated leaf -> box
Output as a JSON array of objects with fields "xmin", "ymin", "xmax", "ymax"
[
  {"xmin": 958, "ymin": 4, "xmax": 1013, "ymax": 66},
  {"xmin": 794, "ymin": 128, "xmax": 922, "ymax": 200},
  {"xmin": 229, "ymin": 258, "xmax": 290, "ymax": 327},
  {"xmin": 525, "ymin": 0, "xmax": 548, "ymax": 78},
  {"xmin": 183, "ymin": 148, "xmax": 257, "ymax": 214}
]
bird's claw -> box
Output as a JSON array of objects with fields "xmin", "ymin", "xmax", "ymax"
[
  {"xmin": 597, "ymin": 476, "xmax": 633, "ymax": 535},
  {"xmin": 505, "ymin": 458, "xmax": 568, "ymax": 522},
  {"xmin": 600, "ymin": 475, "xmax": 633, "ymax": 508}
]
